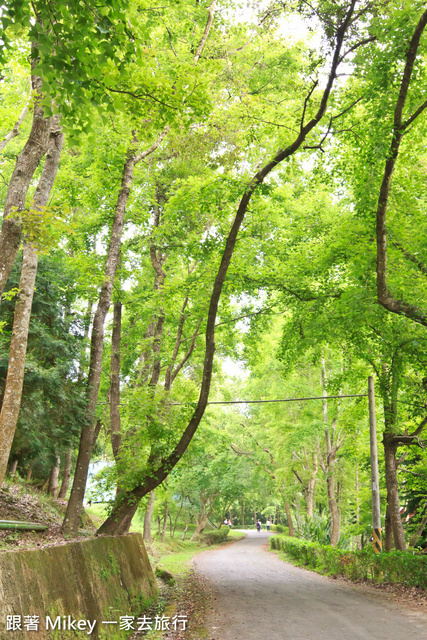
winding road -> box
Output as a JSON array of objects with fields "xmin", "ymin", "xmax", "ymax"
[{"xmin": 193, "ymin": 531, "xmax": 427, "ymax": 640}]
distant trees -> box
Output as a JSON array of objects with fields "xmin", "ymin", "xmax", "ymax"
[
  {"xmin": 0, "ymin": 254, "xmax": 85, "ymax": 488},
  {"xmin": 0, "ymin": 0, "xmax": 426, "ymax": 552}
]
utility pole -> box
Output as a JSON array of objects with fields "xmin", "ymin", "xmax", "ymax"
[{"xmin": 368, "ymin": 376, "xmax": 382, "ymax": 553}]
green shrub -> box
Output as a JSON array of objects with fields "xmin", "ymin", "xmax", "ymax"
[
  {"xmin": 199, "ymin": 526, "xmax": 229, "ymax": 546},
  {"xmin": 296, "ymin": 514, "xmax": 331, "ymax": 545},
  {"xmin": 270, "ymin": 536, "xmax": 427, "ymax": 588},
  {"xmin": 272, "ymin": 524, "xmax": 284, "ymax": 533}
]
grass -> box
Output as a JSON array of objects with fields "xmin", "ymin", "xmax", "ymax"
[
  {"xmin": 83, "ymin": 504, "xmax": 247, "ymax": 576},
  {"xmin": 85, "ymin": 503, "xmax": 109, "ymax": 527}
]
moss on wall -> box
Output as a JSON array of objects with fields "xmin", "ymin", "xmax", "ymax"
[{"xmin": 0, "ymin": 533, "xmax": 157, "ymax": 639}]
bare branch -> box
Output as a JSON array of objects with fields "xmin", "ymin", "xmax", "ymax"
[
  {"xmin": 389, "ymin": 434, "xmax": 425, "ymax": 448},
  {"xmin": 300, "ymin": 80, "xmax": 318, "ymax": 132},
  {"xmin": 339, "ymin": 35, "xmax": 376, "ymax": 63},
  {"xmin": 254, "ymin": 439, "xmax": 275, "ymax": 466},
  {"xmin": 241, "ymin": 114, "xmax": 298, "ymax": 133},
  {"xmin": 391, "ymin": 238, "xmax": 427, "ymax": 276},
  {"xmin": 164, "ymin": 296, "xmax": 189, "ymax": 391},
  {"xmin": 230, "ymin": 442, "xmax": 252, "ymax": 456},
  {"xmin": 103, "ymin": 86, "xmax": 179, "ymax": 110},
  {"xmin": 134, "ymin": 126, "xmax": 170, "ymax": 164},
  {"xmin": 165, "ymin": 26, "xmax": 178, "ymax": 57},
  {"xmin": 376, "ymin": 7, "xmax": 427, "ymax": 325},
  {"xmin": 0, "ymin": 79, "xmax": 31, "ymax": 153},
  {"xmin": 292, "ymin": 468, "xmax": 304, "ymax": 485},
  {"xmin": 331, "ymin": 95, "xmax": 364, "ymax": 121},
  {"xmin": 215, "ymin": 305, "xmax": 276, "ymax": 327},
  {"xmin": 409, "ymin": 415, "xmax": 427, "ymax": 438},
  {"xmin": 193, "ymin": 0, "xmax": 217, "ymax": 64},
  {"xmin": 170, "ymin": 318, "xmax": 202, "ymax": 385},
  {"xmin": 396, "ymin": 451, "xmax": 408, "ymax": 466}
]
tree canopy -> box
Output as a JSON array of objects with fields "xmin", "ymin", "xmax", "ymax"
[{"xmin": 1, "ymin": 0, "xmax": 427, "ymax": 552}]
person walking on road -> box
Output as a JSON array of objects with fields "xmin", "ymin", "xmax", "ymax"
[
  {"xmin": 256, "ymin": 520, "xmax": 261, "ymax": 532},
  {"xmin": 266, "ymin": 519, "xmax": 271, "ymax": 531}
]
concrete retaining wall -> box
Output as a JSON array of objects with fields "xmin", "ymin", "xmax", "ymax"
[{"xmin": 0, "ymin": 533, "xmax": 157, "ymax": 639}]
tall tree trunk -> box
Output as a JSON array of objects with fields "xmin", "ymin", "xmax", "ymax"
[
  {"xmin": 381, "ymin": 364, "xmax": 407, "ymax": 552},
  {"xmin": 143, "ymin": 491, "xmax": 156, "ymax": 543},
  {"xmin": 97, "ymin": 8, "xmax": 357, "ymax": 535},
  {"xmin": 48, "ymin": 456, "xmax": 60, "ymax": 497},
  {"xmin": 375, "ymin": 8, "xmax": 427, "ymax": 327},
  {"xmin": 58, "ymin": 448, "xmax": 72, "ymax": 499},
  {"xmin": 161, "ymin": 500, "xmax": 169, "ymax": 543},
  {"xmin": 321, "ymin": 361, "xmax": 342, "ymax": 546},
  {"xmin": 171, "ymin": 499, "xmax": 183, "ymax": 538},
  {"xmin": 0, "ymin": 73, "xmax": 50, "ymax": 298},
  {"xmin": 77, "ymin": 300, "xmax": 93, "ymax": 382},
  {"xmin": 384, "ymin": 503, "xmax": 393, "ymax": 551},
  {"xmin": 191, "ymin": 507, "xmax": 209, "ymax": 539},
  {"xmin": 0, "ymin": 242, "xmax": 39, "ymax": 489},
  {"xmin": 284, "ymin": 501, "xmax": 295, "ymax": 537},
  {"xmin": 306, "ymin": 453, "xmax": 318, "ymax": 519},
  {"xmin": 181, "ymin": 518, "xmax": 188, "ymax": 541},
  {"xmin": 327, "ymin": 471, "xmax": 340, "ymax": 546},
  {"xmin": 355, "ymin": 464, "xmax": 361, "ymax": 549},
  {"xmin": 383, "ymin": 436, "xmax": 406, "ymax": 550},
  {"xmin": 62, "ymin": 148, "xmax": 136, "ymax": 536},
  {"xmin": 8, "ymin": 459, "xmax": 18, "ymax": 476},
  {"xmin": 0, "ymin": 118, "xmax": 63, "ymax": 487},
  {"xmin": 26, "ymin": 465, "xmax": 32, "ymax": 483},
  {"xmin": 63, "ymin": 129, "xmax": 168, "ymax": 536},
  {"xmin": 58, "ymin": 300, "xmax": 90, "ymax": 498},
  {"xmin": 110, "ymin": 300, "xmax": 122, "ymax": 464},
  {"xmin": 355, "ymin": 464, "xmax": 360, "ymax": 524}
]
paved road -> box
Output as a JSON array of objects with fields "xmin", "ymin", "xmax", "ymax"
[{"xmin": 193, "ymin": 531, "xmax": 427, "ymax": 640}]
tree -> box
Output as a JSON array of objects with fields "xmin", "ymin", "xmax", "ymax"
[
  {"xmin": 0, "ymin": 116, "xmax": 63, "ymax": 486},
  {"xmin": 63, "ymin": 0, "xmax": 220, "ymax": 535},
  {"xmin": 0, "ymin": 254, "xmax": 86, "ymax": 486},
  {"xmin": 97, "ymin": 0, "xmax": 372, "ymax": 535}
]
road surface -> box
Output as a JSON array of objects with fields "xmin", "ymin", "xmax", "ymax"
[{"xmin": 193, "ymin": 531, "xmax": 427, "ymax": 640}]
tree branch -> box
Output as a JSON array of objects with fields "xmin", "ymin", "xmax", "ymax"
[
  {"xmin": 376, "ymin": 7, "xmax": 427, "ymax": 325},
  {"xmin": 409, "ymin": 415, "xmax": 427, "ymax": 438},
  {"xmin": 0, "ymin": 79, "xmax": 31, "ymax": 153},
  {"xmin": 338, "ymin": 35, "xmax": 376, "ymax": 63},
  {"xmin": 292, "ymin": 468, "xmax": 304, "ymax": 485},
  {"xmin": 193, "ymin": 0, "xmax": 217, "ymax": 64},
  {"xmin": 391, "ymin": 238, "xmax": 427, "ymax": 276},
  {"xmin": 170, "ymin": 319, "xmax": 202, "ymax": 385},
  {"xmin": 134, "ymin": 126, "xmax": 170, "ymax": 164}
]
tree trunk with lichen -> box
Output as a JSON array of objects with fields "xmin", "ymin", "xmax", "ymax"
[
  {"xmin": 58, "ymin": 448, "xmax": 72, "ymax": 500},
  {"xmin": 0, "ymin": 74, "xmax": 50, "ymax": 299},
  {"xmin": 383, "ymin": 436, "xmax": 406, "ymax": 550},
  {"xmin": 62, "ymin": 149, "xmax": 137, "ymax": 536},
  {"xmin": 284, "ymin": 501, "xmax": 295, "ymax": 537},
  {"xmin": 143, "ymin": 491, "xmax": 156, "ymax": 543},
  {"xmin": 0, "ymin": 118, "xmax": 63, "ymax": 487},
  {"xmin": 48, "ymin": 456, "xmax": 60, "ymax": 497}
]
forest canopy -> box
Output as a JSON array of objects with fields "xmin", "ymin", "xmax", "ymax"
[{"xmin": 0, "ymin": 0, "xmax": 426, "ymax": 552}]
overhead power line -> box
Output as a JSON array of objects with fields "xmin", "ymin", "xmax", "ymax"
[{"xmin": 170, "ymin": 393, "xmax": 368, "ymax": 406}]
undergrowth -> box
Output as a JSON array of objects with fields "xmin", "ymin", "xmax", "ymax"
[{"xmin": 271, "ymin": 535, "xmax": 427, "ymax": 588}]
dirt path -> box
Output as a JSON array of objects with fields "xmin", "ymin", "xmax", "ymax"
[{"xmin": 193, "ymin": 531, "xmax": 427, "ymax": 640}]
